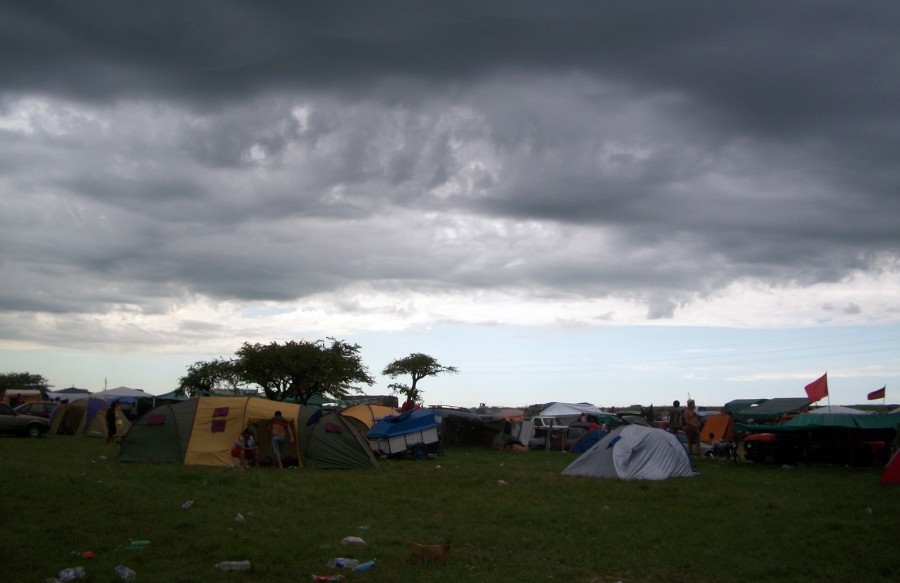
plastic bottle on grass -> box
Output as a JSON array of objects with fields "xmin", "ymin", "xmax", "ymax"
[
  {"xmin": 115, "ymin": 565, "xmax": 136, "ymax": 582},
  {"xmin": 355, "ymin": 560, "xmax": 376, "ymax": 572},
  {"xmin": 58, "ymin": 567, "xmax": 85, "ymax": 582},
  {"xmin": 127, "ymin": 540, "xmax": 150, "ymax": 550},
  {"xmin": 215, "ymin": 560, "xmax": 251, "ymax": 571},
  {"xmin": 326, "ymin": 557, "xmax": 359, "ymax": 569}
]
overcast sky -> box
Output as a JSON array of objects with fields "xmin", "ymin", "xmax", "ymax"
[{"xmin": 1, "ymin": 2, "xmax": 898, "ymax": 408}]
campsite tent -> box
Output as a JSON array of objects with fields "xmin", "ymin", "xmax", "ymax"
[
  {"xmin": 731, "ymin": 398, "xmax": 811, "ymax": 422},
  {"xmin": 540, "ymin": 402, "xmax": 603, "ymax": 419},
  {"xmin": 562, "ymin": 425, "xmax": 696, "ymax": 480},
  {"xmin": 881, "ymin": 451, "xmax": 900, "ymax": 485},
  {"xmin": 50, "ymin": 387, "xmax": 92, "ymax": 402},
  {"xmin": 297, "ymin": 407, "xmax": 379, "ymax": 469},
  {"xmin": 94, "ymin": 386, "xmax": 157, "ymax": 400},
  {"xmin": 570, "ymin": 428, "xmax": 607, "ymax": 454},
  {"xmin": 119, "ymin": 397, "xmax": 302, "ymax": 467},
  {"xmin": 700, "ymin": 414, "xmax": 734, "ymax": 444},
  {"xmin": 50, "ymin": 398, "xmax": 131, "ymax": 438},
  {"xmin": 340, "ymin": 403, "xmax": 396, "ymax": 428}
]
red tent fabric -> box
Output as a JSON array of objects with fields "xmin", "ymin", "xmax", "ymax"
[{"xmin": 880, "ymin": 450, "xmax": 900, "ymax": 485}]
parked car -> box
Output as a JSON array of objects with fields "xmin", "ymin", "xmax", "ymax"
[
  {"xmin": 14, "ymin": 401, "xmax": 59, "ymax": 419},
  {"xmin": 0, "ymin": 403, "xmax": 51, "ymax": 437}
]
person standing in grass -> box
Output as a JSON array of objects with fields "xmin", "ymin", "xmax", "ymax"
[
  {"xmin": 683, "ymin": 400, "xmax": 702, "ymax": 457},
  {"xmin": 667, "ymin": 400, "xmax": 683, "ymax": 435},
  {"xmin": 267, "ymin": 411, "xmax": 294, "ymax": 470},
  {"xmin": 106, "ymin": 402, "xmax": 119, "ymax": 443}
]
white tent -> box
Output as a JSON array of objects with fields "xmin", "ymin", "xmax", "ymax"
[
  {"xmin": 93, "ymin": 386, "xmax": 156, "ymax": 401},
  {"xmin": 539, "ymin": 402, "xmax": 603, "ymax": 418},
  {"xmin": 562, "ymin": 425, "xmax": 696, "ymax": 481},
  {"xmin": 808, "ymin": 405, "xmax": 872, "ymax": 415}
]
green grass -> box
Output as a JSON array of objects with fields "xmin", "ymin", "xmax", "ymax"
[{"xmin": 4, "ymin": 436, "xmax": 899, "ymax": 583}]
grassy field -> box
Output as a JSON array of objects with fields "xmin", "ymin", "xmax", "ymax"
[{"xmin": 4, "ymin": 435, "xmax": 898, "ymax": 583}]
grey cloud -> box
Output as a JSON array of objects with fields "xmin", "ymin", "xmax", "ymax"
[{"xmin": 0, "ymin": 1, "xmax": 898, "ymax": 331}]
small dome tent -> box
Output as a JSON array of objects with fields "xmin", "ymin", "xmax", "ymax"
[
  {"xmin": 562, "ymin": 425, "xmax": 696, "ymax": 480},
  {"xmin": 49, "ymin": 397, "xmax": 131, "ymax": 438}
]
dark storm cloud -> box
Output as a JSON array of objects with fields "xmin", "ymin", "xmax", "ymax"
[{"xmin": 1, "ymin": 1, "xmax": 898, "ymax": 328}]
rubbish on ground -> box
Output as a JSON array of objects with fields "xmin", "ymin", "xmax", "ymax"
[
  {"xmin": 409, "ymin": 542, "xmax": 451, "ymax": 565},
  {"xmin": 355, "ymin": 560, "xmax": 376, "ymax": 572},
  {"xmin": 326, "ymin": 558, "xmax": 359, "ymax": 569},
  {"xmin": 181, "ymin": 500, "xmax": 194, "ymax": 509},
  {"xmin": 497, "ymin": 479, "xmax": 509, "ymax": 486},
  {"xmin": 81, "ymin": 551, "xmax": 95, "ymax": 559},
  {"xmin": 215, "ymin": 560, "xmax": 251, "ymax": 571},
  {"xmin": 311, "ymin": 575, "xmax": 346, "ymax": 582},
  {"xmin": 235, "ymin": 512, "xmax": 245, "ymax": 524},
  {"xmin": 127, "ymin": 540, "xmax": 150, "ymax": 550},
  {"xmin": 114, "ymin": 565, "xmax": 136, "ymax": 582},
  {"xmin": 340, "ymin": 536, "xmax": 366, "ymax": 545},
  {"xmin": 57, "ymin": 567, "xmax": 86, "ymax": 582}
]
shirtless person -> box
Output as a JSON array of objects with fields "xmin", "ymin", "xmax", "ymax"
[{"xmin": 267, "ymin": 411, "xmax": 294, "ymax": 469}]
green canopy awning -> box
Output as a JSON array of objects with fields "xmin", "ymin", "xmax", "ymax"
[
  {"xmin": 723, "ymin": 399, "xmax": 767, "ymax": 413},
  {"xmin": 736, "ymin": 413, "xmax": 900, "ymax": 434},
  {"xmin": 732, "ymin": 398, "xmax": 811, "ymax": 421}
]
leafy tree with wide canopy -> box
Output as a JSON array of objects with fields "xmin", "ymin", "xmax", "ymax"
[
  {"xmin": 0, "ymin": 372, "xmax": 50, "ymax": 393},
  {"xmin": 235, "ymin": 338, "xmax": 374, "ymax": 404},
  {"xmin": 177, "ymin": 358, "xmax": 241, "ymax": 397},
  {"xmin": 382, "ymin": 353, "xmax": 458, "ymax": 404}
]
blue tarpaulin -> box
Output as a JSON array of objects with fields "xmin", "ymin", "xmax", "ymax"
[{"xmin": 367, "ymin": 408, "xmax": 438, "ymax": 439}]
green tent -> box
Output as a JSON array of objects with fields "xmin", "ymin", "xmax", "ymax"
[
  {"xmin": 119, "ymin": 399, "xmax": 199, "ymax": 463},
  {"xmin": 296, "ymin": 408, "xmax": 379, "ymax": 469}
]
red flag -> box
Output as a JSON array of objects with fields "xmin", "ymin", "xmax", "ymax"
[
  {"xmin": 804, "ymin": 373, "xmax": 828, "ymax": 403},
  {"xmin": 867, "ymin": 386, "xmax": 886, "ymax": 401}
]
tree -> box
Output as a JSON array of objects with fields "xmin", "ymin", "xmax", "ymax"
[
  {"xmin": 0, "ymin": 372, "xmax": 50, "ymax": 394},
  {"xmin": 177, "ymin": 358, "xmax": 241, "ymax": 397},
  {"xmin": 234, "ymin": 338, "xmax": 374, "ymax": 404},
  {"xmin": 381, "ymin": 353, "xmax": 458, "ymax": 404}
]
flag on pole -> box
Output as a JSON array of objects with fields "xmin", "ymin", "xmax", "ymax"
[
  {"xmin": 804, "ymin": 373, "xmax": 828, "ymax": 403},
  {"xmin": 867, "ymin": 386, "xmax": 886, "ymax": 401}
]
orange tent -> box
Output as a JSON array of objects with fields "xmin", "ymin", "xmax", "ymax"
[{"xmin": 701, "ymin": 414, "xmax": 734, "ymax": 444}]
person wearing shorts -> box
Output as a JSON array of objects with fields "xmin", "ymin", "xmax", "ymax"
[
  {"xmin": 683, "ymin": 399, "xmax": 702, "ymax": 457},
  {"xmin": 267, "ymin": 411, "xmax": 294, "ymax": 469}
]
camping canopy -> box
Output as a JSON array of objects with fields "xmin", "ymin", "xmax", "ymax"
[
  {"xmin": 723, "ymin": 399, "xmax": 767, "ymax": 413},
  {"xmin": 731, "ymin": 398, "xmax": 811, "ymax": 421},
  {"xmin": 562, "ymin": 425, "xmax": 696, "ymax": 480},
  {"xmin": 735, "ymin": 413, "xmax": 900, "ymax": 434},
  {"xmin": 808, "ymin": 405, "xmax": 872, "ymax": 415}
]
